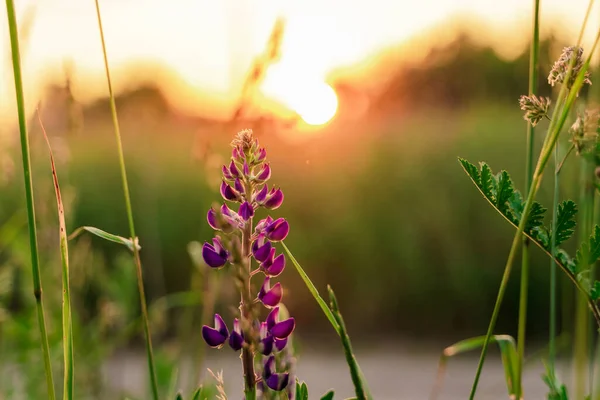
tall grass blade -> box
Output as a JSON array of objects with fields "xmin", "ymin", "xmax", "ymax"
[
  {"xmin": 430, "ymin": 335, "xmax": 518, "ymax": 400},
  {"xmin": 516, "ymin": 2, "xmax": 540, "ymax": 398},
  {"xmin": 38, "ymin": 112, "xmax": 74, "ymax": 400},
  {"xmin": 4, "ymin": 0, "xmax": 56, "ymax": 398},
  {"xmin": 93, "ymin": 0, "xmax": 159, "ymax": 398},
  {"xmin": 68, "ymin": 226, "xmax": 140, "ymax": 252},
  {"xmin": 327, "ymin": 285, "xmax": 368, "ymax": 400}
]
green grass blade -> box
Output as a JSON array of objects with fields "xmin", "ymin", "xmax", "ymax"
[
  {"xmin": 38, "ymin": 113, "xmax": 74, "ymax": 400},
  {"xmin": 430, "ymin": 335, "xmax": 518, "ymax": 400},
  {"xmin": 68, "ymin": 226, "xmax": 140, "ymax": 252},
  {"xmin": 327, "ymin": 285, "xmax": 368, "ymax": 400},
  {"xmin": 281, "ymin": 242, "xmax": 340, "ymax": 333},
  {"xmin": 4, "ymin": 0, "xmax": 56, "ymax": 398},
  {"xmin": 93, "ymin": 1, "xmax": 159, "ymax": 398}
]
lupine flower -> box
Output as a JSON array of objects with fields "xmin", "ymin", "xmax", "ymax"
[
  {"xmin": 263, "ymin": 355, "xmax": 290, "ymax": 391},
  {"xmin": 202, "ymin": 314, "xmax": 229, "ymax": 348},
  {"xmin": 200, "ymin": 129, "xmax": 296, "ymax": 396},
  {"xmin": 202, "ymin": 237, "xmax": 229, "ymax": 268},
  {"xmin": 548, "ymin": 46, "xmax": 592, "ymax": 89},
  {"xmin": 519, "ymin": 94, "xmax": 551, "ymax": 127},
  {"xmin": 258, "ymin": 277, "xmax": 283, "ymax": 307},
  {"xmin": 229, "ymin": 318, "xmax": 244, "ymax": 351}
]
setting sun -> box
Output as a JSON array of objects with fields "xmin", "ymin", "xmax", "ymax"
[{"xmin": 289, "ymin": 82, "xmax": 338, "ymax": 125}]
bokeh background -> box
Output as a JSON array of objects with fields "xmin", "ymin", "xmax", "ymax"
[{"xmin": 1, "ymin": 1, "xmax": 600, "ymax": 399}]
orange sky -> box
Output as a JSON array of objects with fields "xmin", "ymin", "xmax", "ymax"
[{"xmin": 1, "ymin": 0, "xmax": 599, "ymax": 127}]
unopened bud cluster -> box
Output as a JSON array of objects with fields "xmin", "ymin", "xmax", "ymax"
[{"xmin": 519, "ymin": 94, "xmax": 551, "ymax": 126}]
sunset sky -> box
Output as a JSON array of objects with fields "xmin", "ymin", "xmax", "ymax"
[{"xmin": 1, "ymin": 0, "xmax": 599, "ymax": 126}]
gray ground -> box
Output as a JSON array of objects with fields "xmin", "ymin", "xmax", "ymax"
[{"xmin": 104, "ymin": 340, "xmax": 559, "ymax": 399}]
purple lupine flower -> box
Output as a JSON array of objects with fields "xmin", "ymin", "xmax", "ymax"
[
  {"xmin": 239, "ymin": 201, "xmax": 254, "ymax": 221},
  {"xmin": 207, "ymin": 208, "xmax": 220, "ymax": 230},
  {"xmin": 252, "ymin": 236, "xmax": 272, "ymax": 262},
  {"xmin": 220, "ymin": 181, "xmax": 240, "ymax": 202},
  {"xmin": 264, "ymin": 188, "xmax": 284, "ymax": 210},
  {"xmin": 202, "ymin": 314, "xmax": 229, "ymax": 348},
  {"xmin": 234, "ymin": 178, "xmax": 245, "ymax": 195},
  {"xmin": 256, "ymin": 148, "xmax": 267, "ymax": 163},
  {"xmin": 265, "ymin": 218, "xmax": 290, "ymax": 241},
  {"xmin": 254, "ymin": 185, "xmax": 269, "ymax": 204},
  {"xmin": 243, "ymin": 161, "xmax": 250, "ymax": 176},
  {"xmin": 222, "ymin": 165, "xmax": 234, "ymax": 180},
  {"xmin": 255, "ymin": 163, "xmax": 271, "ymax": 182},
  {"xmin": 220, "ymin": 204, "xmax": 244, "ymax": 229},
  {"xmin": 255, "ymin": 216, "xmax": 273, "ymax": 233},
  {"xmin": 202, "ymin": 237, "xmax": 229, "ymax": 268},
  {"xmin": 274, "ymin": 337, "xmax": 288, "ymax": 352},
  {"xmin": 229, "ymin": 160, "xmax": 241, "ymax": 178},
  {"xmin": 229, "ymin": 318, "xmax": 244, "ymax": 351},
  {"xmin": 263, "ymin": 355, "xmax": 290, "ymax": 391},
  {"xmin": 261, "ymin": 251, "xmax": 286, "ymax": 277},
  {"xmin": 258, "ymin": 277, "xmax": 283, "ymax": 308},
  {"xmin": 266, "ymin": 307, "xmax": 296, "ymax": 339}
]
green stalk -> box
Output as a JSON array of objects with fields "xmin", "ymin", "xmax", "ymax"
[
  {"xmin": 93, "ymin": 1, "xmax": 159, "ymax": 399},
  {"xmin": 4, "ymin": 1, "xmax": 56, "ymax": 398},
  {"xmin": 469, "ymin": 24, "xmax": 600, "ymax": 399},
  {"xmin": 39, "ymin": 113, "xmax": 74, "ymax": 400},
  {"xmin": 548, "ymin": 144, "xmax": 562, "ymax": 372},
  {"xmin": 516, "ymin": 2, "xmax": 540, "ymax": 398},
  {"xmin": 575, "ymin": 156, "xmax": 595, "ymax": 399}
]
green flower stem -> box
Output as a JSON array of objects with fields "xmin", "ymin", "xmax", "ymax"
[
  {"xmin": 241, "ymin": 185, "xmax": 256, "ymax": 400},
  {"xmin": 93, "ymin": 1, "xmax": 159, "ymax": 398},
  {"xmin": 548, "ymin": 144, "xmax": 561, "ymax": 372},
  {"xmin": 5, "ymin": 1, "xmax": 56, "ymax": 398},
  {"xmin": 516, "ymin": 2, "xmax": 540, "ymax": 398},
  {"xmin": 469, "ymin": 24, "xmax": 600, "ymax": 399}
]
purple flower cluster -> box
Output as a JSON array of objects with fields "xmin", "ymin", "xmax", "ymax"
[{"xmin": 200, "ymin": 130, "xmax": 295, "ymax": 393}]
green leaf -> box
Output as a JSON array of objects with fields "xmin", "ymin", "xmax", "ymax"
[
  {"xmin": 191, "ymin": 387, "xmax": 202, "ymax": 400},
  {"xmin": 458, "ymin": 158, "xmax": 480, "ymax": 185},
  {"xmin": 174, "ymin": 393, "xmax": 183, "ymax": 400},
  {"xmin": 588, "ymin": 225, "xmax": 600, "ymax": 264},
  {"xmin": 431, "ymin": 335, "xmax": 518, "ymax": 398},
  {"xmin": 507, "ymin": 191, "xmax": 524, "ymax": 224},
  {"xmin": 320, "ymin": 390, "xmax": 335, "ymax": 400},
  {"xmin": 553, "ymin": 200, "xmax": 577, "ymax": 246},
  {"xmin": 68, "ymin": 226, "xmax": 141, "ymax": 252},
  {"xmin": 526, "ymin": 202, "xmax": 547, "ymax": 233},
  {"xmin": 591, "ymin": 281, "xmax": 600, "ymax": 301},
  {"xmin": 494, "ymin": 171, "xmax": 514, "ymax": 214},
  {"xmin": 295, "ymin": 380, "xmax": 309, "ymax": 400},
  {"xmin": 480, "ymin": 163, "xmax": 494, "ymax": 199}
]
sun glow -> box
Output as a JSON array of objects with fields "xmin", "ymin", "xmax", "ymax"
[{"xmin": 260, "ymin": 65, "xmax": 338, "ymax": 126}]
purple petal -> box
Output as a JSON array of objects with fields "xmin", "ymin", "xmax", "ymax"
[
  {"xmin": 259, "ymin": 335, "xmax": 274, "ymax": 355},
  {"xmin": 255, "ymin": 216, "xmax": 274, "ymax": 233},
  {"xmin": 257, "ymin": 148, "xmax": 267, "ymax": 162},
  {"xmin": 274, "ymin": 337, "xmax": 288, "ymax": 352},
  {"xmin": 243, "ymin": 161, "xmax": 250, "ymax": 176},
  {"xmin": 202, "ymin": 325, "xmax": 228, "ymax": 348},
  {"xmin": 220, "ymin": 181, "xmax": 240, "ymax": 202},
  {"xmin": 264, "ymin": 188, "xmax": 284, "ymax": 210},
  {"xmin": 266, "ymin": 307, "xmax": 279, "ymax": 331},
  {"xmin": 252, "ymin": 238, "xmax": 272, "ymax": 263},
  {"xmin": 263, "ymin": 355, "xmax": 276, "ymax": 378},
  {"xmin": 266, "ymin": 373, "xmax": 289, "ymax": 391},
  {"xmin": 254, "ymin": 185, "xmax": 269, "ymax": 204},
  {"xmin": 202, "ymin": 241, "xmax": 228, "ymax": 268},
  {"xmin": 264, "ymin": 254, "xmax": 285, "ymax": 277},
  {"xmin": 222, "ymin": 165, "xmax": 234, "ymax": 180},
  {"xmin": 256, "ymin": 163, "xmax": 271, "ymax": 182},
  {"xmin": 239, "ymin": 201, "xmax": 254, "ymax": 221},
  {"xmin": 270, "ymin": 318, "xmax": 295, "ymax": 339},
  {"xmin": 266, "ymin": 218, "xmax": 289, "ymax": 241},
  {"xmin": 213, "ymin": 314, "xmax": 229, "ymax": 336},
  {"xmin": 234, "ymin": 178, "xmax": 245, "ymax": 194},
  {"xmin": 207, "ymin": 208, "xmax": 219, "ymax": 230},
  {"xmin": 258, "ymin": 278, "xmax": 282, "ymax": 308},
  {"xmin": 229, "ymin": 160, "xmax": 240, "ymax": 178},
  {"xmin": 229, "ymin": 331, "xmax": 244, "ymax": 351}
]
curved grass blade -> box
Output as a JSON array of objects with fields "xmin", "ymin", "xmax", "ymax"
[
  {"xmin": 429, "ymin": 335, "xmax": 518, "ymax": 400},
  {"xmin": 328, "ymin": 285, "xmax": 368, "ymax": 400},
  {"xmin": 320, "ymin": 390, "xmax": 335, "ymax": 400},
  {"xmin": 4, "ymin": 0, "xmax": 56, "ymax": 397},
  {"xmin": 38, "ymin": 112, "xmax": 74, "ymax": 400},
  {"xmin": 68, "ymin": 226, "xmax": 140, "ymax": 252}
]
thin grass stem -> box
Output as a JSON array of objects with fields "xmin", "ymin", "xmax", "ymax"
[
  {"xmin": 92, "ymin": 1, "xmax": 159, "ymax": 398},
  {"xmin": 516, "ymin": 2, "xmax": 540, "ymax": 398},
  {"xmin": 4, "ymin": 1, "xmax": 56, "ymax": 398}
]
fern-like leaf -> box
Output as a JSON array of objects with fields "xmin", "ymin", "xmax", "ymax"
[
  {"xmin": 588, "ymin": 225, "xmax": 600, "ymax": 265},
  {"xmin": 526, "ymin": 202, "xmax": 547, "ymax": 232},
  {"xmin": 495, "ymin": 171, "xmax": 514, "ymax": 214},
  {"xmin": 459, "ymin": 158, "xmax": 480, "ymax": 186},
  {"xmin": 480, "ymin": 163, "xmax": 494, "ymax": 199},
  {"xmin": 553, "ymin": 200, "xmax": 577, "ymax": 246}
]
